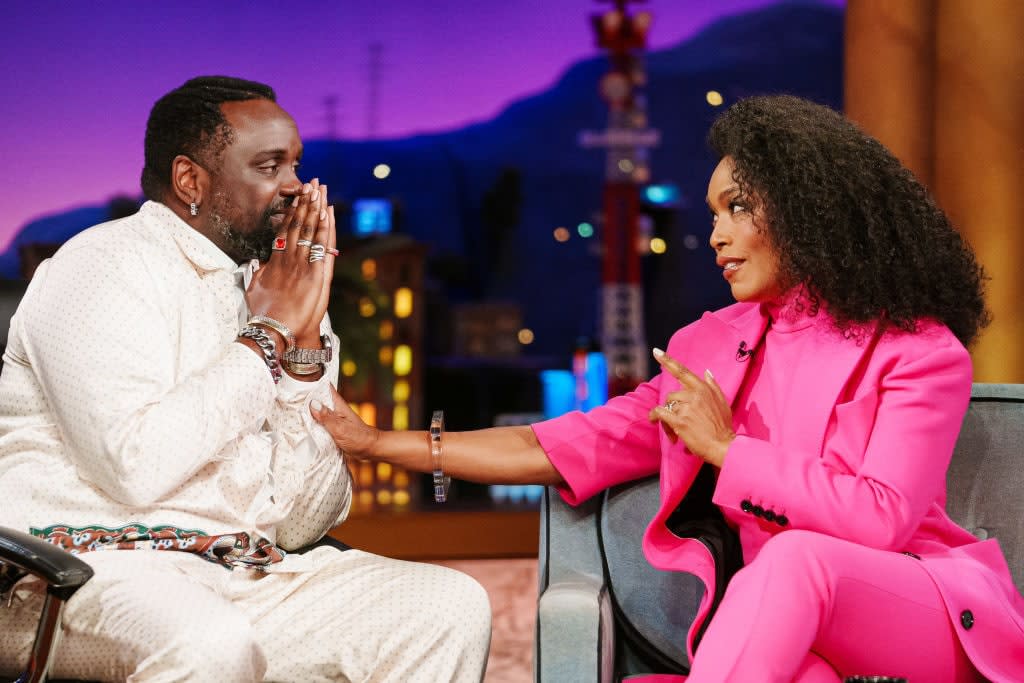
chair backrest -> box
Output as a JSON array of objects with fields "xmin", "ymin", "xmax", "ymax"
[
  {"xmin": 945, "ymin": 383, "xmax": 1024, "ymax": 593},
  {"xmin": 598, "ymin": 383, "xmax": 1024, "ymax": 672},
  {"xmin": 601, "ymin": 477, "xmax": 698, "ymax": 672}
]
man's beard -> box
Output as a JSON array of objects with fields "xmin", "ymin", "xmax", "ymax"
[{"xmin": 209, "ymin": 202, "xmax": 280, "ymax": 262}]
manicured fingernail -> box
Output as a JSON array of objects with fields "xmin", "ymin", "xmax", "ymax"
[
  {"xmin": 302, "ymin": 184, "xmax": 311, "ymax": 194},
  {"xmin": 311, "ymin": 399, "xmax": 323, "ymax": 411},
  {"xmin": 652, "ymin": 347, "xmax": 665, "ymax": 358},
  {"xmin": 705, "ymin": 369, "xmax": 714, "ymax": 381},
  {"xmin": 310, "ymin": 190, "xmax": 320, "ymax": 202},
  {"xmin": 320, "ymin": 209, "xmax": 327, "ymax": 220}
]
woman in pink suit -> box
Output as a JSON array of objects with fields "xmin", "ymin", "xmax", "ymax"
[{"xmin": 312, "ymin": 96, "xmax": 1023, "ymax": 681}]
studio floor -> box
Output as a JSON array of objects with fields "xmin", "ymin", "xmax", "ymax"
[{"xmin": 432, "ymin": 558, "xmax": 538, "ymax": 682}]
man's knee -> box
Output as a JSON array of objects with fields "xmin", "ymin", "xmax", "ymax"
[
  {"xmin": 408, "ymin": 566, "xmax": 491, "ymax": 654},
  {"xmin": 150, "ymin": 613, "xmax": 266, "ymax": 680}
]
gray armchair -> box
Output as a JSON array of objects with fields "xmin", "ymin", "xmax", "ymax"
[{"xmin": 534, "ymin": 383, "xmax": 1024, "ymax": 682}]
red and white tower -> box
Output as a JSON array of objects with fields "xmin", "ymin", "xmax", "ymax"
[{"xmin": 580, "ymin": 0, "xmax": 659, "ymax": 397}]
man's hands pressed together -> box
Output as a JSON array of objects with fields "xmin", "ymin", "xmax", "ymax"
[{"xmin": 241, "ymin": 178, "xmax": 337, "ymax": 381}]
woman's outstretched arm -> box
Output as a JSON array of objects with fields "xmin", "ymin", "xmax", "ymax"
[{"xmin": 311, "ymin": 385, "xmax": 565, "ymax": 486}]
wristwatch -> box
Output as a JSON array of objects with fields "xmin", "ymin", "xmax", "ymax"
[{"xmin": 283, "ymin": 334, "xmax": 333, "ymax": 364}]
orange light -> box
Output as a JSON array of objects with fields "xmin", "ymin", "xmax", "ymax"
[
  {"xmin": 376, "ymin": 462, "xmax": 392, "ymax": 481},
  {"xmin": 342, "ymin": 360, "xmax": 357, "ymax": 377},
  {"xmin": 379, "ymin": 345, "xmax": 394, "ymax": 365},
  {"xmin": 359, "ymin": 297, "xmax": 376, "ymax": 317},
  {"xmin": 379, "ymin": 320, "xmax": 394, "ymax": 340},
  {"xmin": 553, "ymin": 227, "xmax": 570, "ymax": 242},
  {"xmin": 359, "ymin": 462, "xmax": 374, "ymax": 487},
  {"xmin": 359, "ymin": 402, "xmax": 377, "ymax": 427},
  {"xmin": 361, "ymin": 258, "xmax": 377, "ymax": 280},
  {"xmin": 393, "ymin": 490, "xmax": 411, "ymax": 506},
  {"xmin": 376, "ymin": 490, "xmax": 393, "ymax": 505}
]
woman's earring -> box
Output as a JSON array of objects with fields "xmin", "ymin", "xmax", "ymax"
[{"xmin": 189, "ymin": 202, "xmax": 199, "ymax": 217}]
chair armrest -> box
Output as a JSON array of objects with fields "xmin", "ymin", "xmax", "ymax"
[
  {"xmin": 536, "ymin": 575, "xmax": 614, "ymax": 683},
  {"xmin": 537, "ymin": 486, "xmax": 605, "ymax": 591},
  {"xmin": 536, "ymin": 486, "xmax": 614, "ymax": 682},
  {"xmin": 0, "ymin": 526, "xmax": 93, "ymax": 600}
]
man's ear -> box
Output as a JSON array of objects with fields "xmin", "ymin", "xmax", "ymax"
[{"xmin": 170, "ymin": 155, "xmax": 209, "ymax": 214}]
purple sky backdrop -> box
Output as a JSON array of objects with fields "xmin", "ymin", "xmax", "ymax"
[{"xmin": 2, "ymin": 0, "xmax": 843, "ymax": 252}]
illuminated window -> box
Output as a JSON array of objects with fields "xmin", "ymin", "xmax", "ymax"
[
  {"xmin": 362, "ymin": 258, "xmax": 377, "ymax": 280},
  {"xmin": 393, "ymin": 345, "xmax": 412, "ymax": 376},
  {"xmin": 379, "ymin": 320, "xmax": 394, "ymax": 340},
  {"xmin": 376, "ymin": 490, "xmax": 393, "ymax": 505},
  {"xmin": 359, "ymin": 297, "xmax": 376, "ymax": 317},
  {"xmin": 394, "ymin": 469, "xmax": 410, "ymax": 488},
  {"xmin": 393, "ymin": 379, "xmax": 410, "ymax": 402},
  {"xmin": 358, "ymin": 490, "xmax": 374, "ymax": 508},
  {"xmin": 376, "ymin": 462, "xmax": 392, "ymax": 481},
  {"xmin": 393, "ymin": 490, "xmax": 411, "ymax": 506},
  {"xmin": 359, "ymin": 402, "xmax": 377, "ymax": 427},
  {"xmin": 393, "ymin": 403, "xmax": 409, "ymax": 431},
  {"xmin": 379, "ymin": 345, "xmax": 394, "ymax": 365},
  {"xmin": 394, "ymin": 287, "xmax": 413, "ymax": 318},
  {"xmin": 359, "ymin": 462, "xmax": 374, "ymax": 487}
]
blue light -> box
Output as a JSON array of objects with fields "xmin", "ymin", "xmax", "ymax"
[{"xmin": 643, "ymin": 184, "xmax": 680, "ymax": 205}]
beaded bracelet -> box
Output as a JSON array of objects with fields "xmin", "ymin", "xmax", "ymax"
[
  {"xmin": 238, "ymin": 325, "xmax": 282, "ymax": 384},
  {"xmin": 430, "ymin": 410, "xmax": 451, "ymax": 503}
]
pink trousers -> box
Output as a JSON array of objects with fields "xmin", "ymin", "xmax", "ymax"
[{"xmin": 685, "ymin": 530, "xmax": 983, "ymax": 683}]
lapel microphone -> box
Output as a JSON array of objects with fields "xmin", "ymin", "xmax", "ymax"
[{"xmin": 735, "ymin": 341, "xmax": 755, "ymax": 362}]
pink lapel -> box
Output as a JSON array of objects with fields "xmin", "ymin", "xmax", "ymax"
[{"xmin": 656, "ymin": 305, "xmax": 770, "ymax": 504}]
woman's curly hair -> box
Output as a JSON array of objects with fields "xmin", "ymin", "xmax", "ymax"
[{"xmin": 708, "ymin": 95, "xmax": 989, "ymax": 347}]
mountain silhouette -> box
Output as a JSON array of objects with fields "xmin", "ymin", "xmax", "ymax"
[{"xmin": 0, "ymin": 1, "xmax": 842, "ymax": 359}]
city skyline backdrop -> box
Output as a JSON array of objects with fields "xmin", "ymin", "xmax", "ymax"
[{"xmin": 2, "ymin": 0, "xmax": 842, "ymax": 253}]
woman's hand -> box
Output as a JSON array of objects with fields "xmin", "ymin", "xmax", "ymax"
[
  {"xmin": 311, "ymin": 385, "xmax": 381, "ymax": 459},
  {"xmin": 648, "ymin": 348, "xmax": 736, "ymax": 467}
]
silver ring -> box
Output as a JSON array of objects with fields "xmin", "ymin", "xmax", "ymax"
[
  {"xmin": 296, "ymin": 239, "xmax": 313, "ymax": 248},
  {"xmin": 664, "ymin": 400, "xmax": 678, "ymax": 411},
  {"xmin": 308, "ymin": 244, "xmax": 326, "ymax": 263}
]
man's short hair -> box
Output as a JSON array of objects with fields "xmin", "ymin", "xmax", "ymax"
[{"xmin": 140, "ymin": 76, "xmax": 276, "ymax": 201}]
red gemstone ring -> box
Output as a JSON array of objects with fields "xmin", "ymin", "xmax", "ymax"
[
  {"xmin": 326, "ymin": 247, "xmax": 340, "ymax": 256},
  {"xmin": 272, "ymin": 237, "xmax": 287, "ymax": 251}
]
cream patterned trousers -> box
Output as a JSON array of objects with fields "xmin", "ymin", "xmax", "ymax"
[{"xmin": 0, "ymin": 546, "xmax": 491, "ymax": 682}]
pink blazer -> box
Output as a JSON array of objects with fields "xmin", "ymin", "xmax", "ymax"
[{"xmin": 533, "ymin": 302, "xmax": 1024, "ymax": 681}]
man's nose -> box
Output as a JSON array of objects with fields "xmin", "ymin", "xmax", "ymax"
[{"xmin": 279, "ymin": 168, "xmax": 304, "ymax": 198}]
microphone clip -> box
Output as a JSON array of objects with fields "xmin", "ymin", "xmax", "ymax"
[{"xmin": 735, "ymin": 341, "xmax": 755, "ymax": 362}]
